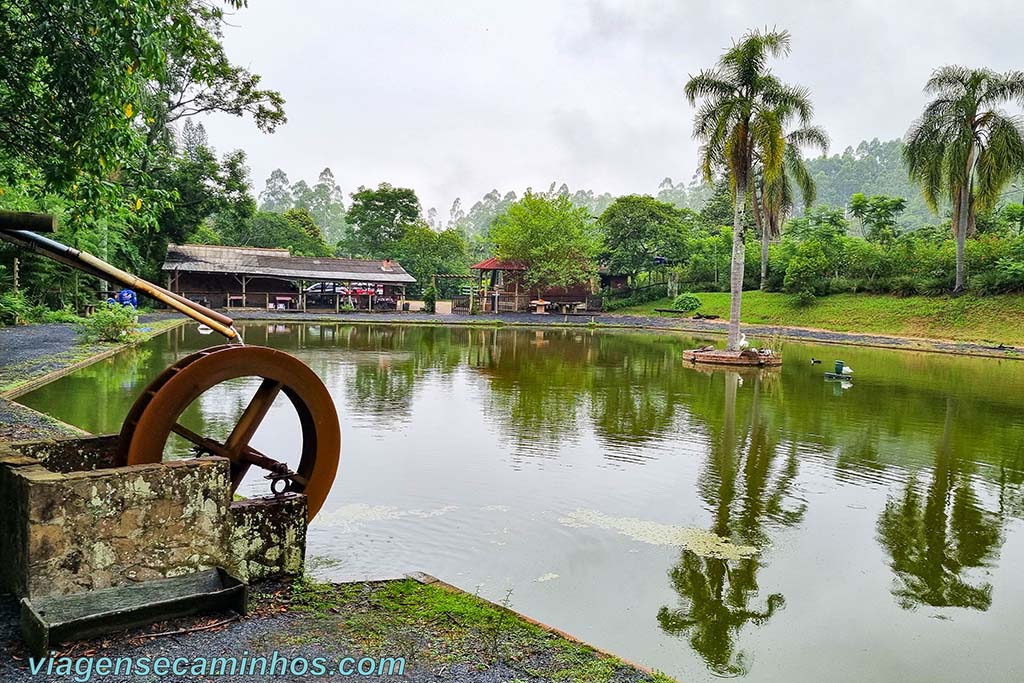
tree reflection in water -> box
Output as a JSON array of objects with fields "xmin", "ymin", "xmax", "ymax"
[
  {"xmin": 876, "ymin": 398, "xmax": 1003, "ymax": 611},
  {"xmin": 658, "ymin": 371, "xmax": 804, "ymax": 677}
]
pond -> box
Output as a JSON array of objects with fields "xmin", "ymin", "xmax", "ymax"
[{"xmin": 19, "ymin": 322, "xmax": 1024, "ymax": 682}]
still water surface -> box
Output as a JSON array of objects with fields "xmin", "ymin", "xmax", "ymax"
[{"xmin": 20, "ymin": 322, "xmax": 1024, "ymax": 682}]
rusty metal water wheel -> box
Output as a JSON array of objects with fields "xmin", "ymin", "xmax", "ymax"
[{"xmin": 116, "ymin": 345, "xmax": 340, "ymax": 521}]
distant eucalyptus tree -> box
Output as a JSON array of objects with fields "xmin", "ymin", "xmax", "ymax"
[
  {"xmin": 685, "ymin": 28, "xmax": 814, "ymax": 349},
  {"xmin": 904, "ymin": 67, "xmax": 1024, "ymax": 292}
]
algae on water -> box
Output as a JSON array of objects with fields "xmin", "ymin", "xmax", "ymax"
[{"xmin": 559, "ymin": 508, "xmax": 758, "ymax": 560}]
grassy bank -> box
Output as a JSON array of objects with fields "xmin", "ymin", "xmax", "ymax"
[
  {"xmin": 618, "ymin": 291, "xmax": 1024, "ymax": 345},
  {"xmin": 287, "ymin": 576, "xmax": 674, "ymax": 682}
]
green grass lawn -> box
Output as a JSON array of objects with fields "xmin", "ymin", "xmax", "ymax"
[{"xmin": 616, "ymin": 291, "xmax": 1024, "ymax": 345}]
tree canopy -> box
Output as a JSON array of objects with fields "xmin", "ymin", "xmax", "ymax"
[
  {"xmin": 491, "ymin": 193, "xmax": 600, "ymax": 291},
  {"xmin": 346, "ymin": 183, "xmax": 422, "ymax": 256},
  {"xmin": 598, "ymin": 195, "xmax": 690, "ymax": 281}
]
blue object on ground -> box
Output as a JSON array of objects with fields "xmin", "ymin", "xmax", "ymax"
[{"xmin": 116, "ymin": 288, "xmax": 138, "ymax": 308}]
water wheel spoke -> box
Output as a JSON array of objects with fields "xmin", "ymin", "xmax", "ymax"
[
  {"xmin": 225, "ymin": 378, "xmax": 283, "ymax": 454},
  {"xmin": 171, "ymin": 423, "xmax": 232, "ymax": 459}
]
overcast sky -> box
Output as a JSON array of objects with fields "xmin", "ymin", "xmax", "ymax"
[{"xmin": 201, "ymin": 0, "xmax": 1023, "ymax": 218}]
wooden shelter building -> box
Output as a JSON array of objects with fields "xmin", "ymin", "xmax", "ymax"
[{"xmin": 163, "ymin": 244, "xmax": 416, "ymax": 312}]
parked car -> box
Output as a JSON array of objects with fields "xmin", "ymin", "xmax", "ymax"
[
  {"xmin": 305, "ymin": 282, "xmax": 349, "ymax": 306},
  {"xmin": 305, "ymin": 282, "xmax": 348, "ymax": 295}
]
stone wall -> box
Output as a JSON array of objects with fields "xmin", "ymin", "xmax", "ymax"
[
  {"xmin": 0, "ymin": 438, "xmax": 308, "ymax": 600},
  {"xmin": 230, "ymin": 494, "xmax": 307, "ymax": 583}
]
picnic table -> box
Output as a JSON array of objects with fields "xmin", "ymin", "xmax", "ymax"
[{"xmin": 530, "ymin": 300, "xmax": 584, "ymax": 314}]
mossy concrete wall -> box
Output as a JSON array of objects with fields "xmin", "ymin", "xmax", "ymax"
[{"xmin": 0, "ymin": 436, "xmax": 308, "ymax": 600}]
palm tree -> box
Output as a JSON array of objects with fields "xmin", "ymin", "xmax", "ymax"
[
  {"xmin": 904, "ymin": 67, "xmax": 1024, "ymax": 292},
  {"xmin": 752, "ymin": 120, "xmax": 829, "ymax": 289},
  {"xmin": 685, "ymin": 29, "xmax": 814, "ymax": 349}
]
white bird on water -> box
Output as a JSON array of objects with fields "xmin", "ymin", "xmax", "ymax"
[
  {"xmin": 738, "ymin": 333, "xmax": 750, "ymax": 350},
  {"xmin": 841, "ymin": 364, "xmax": 854, "ymax": 375}
]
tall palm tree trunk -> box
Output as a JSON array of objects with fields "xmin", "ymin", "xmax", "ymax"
[
  {"xmin": 751, "ymin": 186, "xmax": 770, "ymax": 290},
  {"xmin": 954, "ymin": 184, "xmax": 969, "ymax": 293},
  {"xmin": 727, "ymin": 181, "xmax": 747, "ymax": 350},
  {"xmin": 953, "ymin": 147, "xmax": 974, "ymax": 293},
  {"xmin": 759, "ymin": 223, "xmax": 770, "ymax": 291}
]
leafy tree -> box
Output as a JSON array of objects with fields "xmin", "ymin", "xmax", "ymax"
[
  {"xmin": 220, "ymin": 210, "xmax": 328, "ymax": 257},
  {"xmin": 391, "ymin": 222, "xmax": 467, "ymax": 296},
  {"xmin": 421, "ymin": 281, "xmax": 438, "ymax": 313},
  {"xmin": 656, "ymin": 177, "xmax": 690, "ymax": 209},
  {"xmin": 784, "ymin": 206, "xmax": 848, "ymax": 243},
  {"xmin": 783, "ymin": 242, "xmax": 831, "ymax": 301},
  {"xmin": 699, "ymin": 180, "xmax": 739, "ymax": 230},
  {"xmin": 282, "ymin": 208, "xmax": 329, "ymax": 252},
  {"xmin": 597, "ymin": 195, "xmax": 688, "ymax": 284},
  {"xmin": 904, "ymin": 66, "xmax": 1024, "ymax": 292},
  {"xmin": 347, "ymin": 183, "xmax": 422, "ymax": 255},
  {"xmin": 0, "ymin": 0, "xmax": 283, "ymax": 309},
  {"xmin": 0, "ymin": 0, "xmax": 221, "ymax": 188},
  {"xmin": 447, "ymin": 198, "xmax": 466, "ymax": 231},
  {"xmin": 490, "ymin": 193, "xmax": 599, "ymax": 292},
  {"xmin": 849, "ymin": 193, "xmax": 906, "ymax": 244},
  {"xmin": 180, "ymin": 120, "xmax": 209, "ymax": 160},
  {"xmin": 299, "ymin": 168, "xmax": 348, "ymax": 243},
  {"xmin": 685, "ymin": 28, "xmax": 813, "ymax": 349}
]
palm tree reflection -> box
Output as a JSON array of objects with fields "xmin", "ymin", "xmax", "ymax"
[
  {"xmin": 876, "ymin": 398, "xmax": 1002, "ymax": 610},
  {"xmin": 659, "ymin": 371, "xmax": 804, "ymax": 677}
]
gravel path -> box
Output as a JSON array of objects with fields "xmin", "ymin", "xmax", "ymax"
[
  {"xmin": 225, "ymin": 309, "xmax": 1022, "ymax": 359},
  {"xmin": 0, "ymin": 582, "xmax": 663, "ymax": 683}
]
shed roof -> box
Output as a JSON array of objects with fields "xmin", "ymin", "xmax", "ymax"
[
  {"xmin": 162, "ymin": 244, "xmax": 416, "ymax": 284},
  {"xmin": 469, "ymin": 257, "xmax": 527, "ymax": 271}
]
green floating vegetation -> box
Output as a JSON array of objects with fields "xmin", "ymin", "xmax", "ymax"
[{"xmin": 288, "ymin": 577, "xmax": 675, "ymax": 682}]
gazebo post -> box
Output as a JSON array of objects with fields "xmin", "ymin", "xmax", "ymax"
[
  {"xmin": 301, "ymin": 280, "xmax": 307, "ymax": 312},
  {"xmin": 335, "ymin": 283, "xmax": 340, "ymax": 313}
]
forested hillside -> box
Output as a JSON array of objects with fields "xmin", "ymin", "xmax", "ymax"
[{"xmin": 803, "ymin": 138, "xmax": 932, "ymax": 230}]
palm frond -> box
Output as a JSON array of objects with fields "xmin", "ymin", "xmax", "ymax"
[
  {"xmin": 981, "ymin": 69, "xmax": 1024, "ymax": 107},
  {"xmin": 784, "ymin": 145, "xmax": 816, "ymax": 207},
  {"xmin": 924, "ymin": 65, "xmax": 974, "ymax": 97},
  {"xmin": 752, "ymin": 108, "xmax": 785, "ymax": 183},
  {"xmin": 684, "ymin": 69, "xmax": 735, "ymax": 106},
  {"xmin": 975, "ymin": 113, "xmax": 1024, "ymax": 209},
  {"xmin": 786, "ymin": 124, "xmax": 829, "ymax": 154}
]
